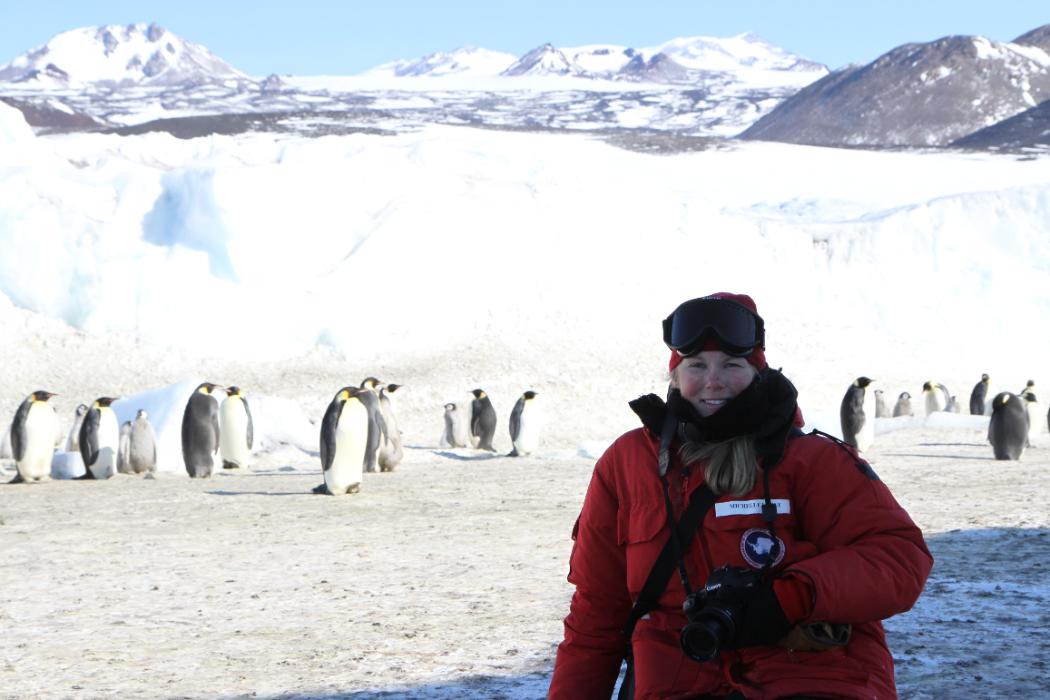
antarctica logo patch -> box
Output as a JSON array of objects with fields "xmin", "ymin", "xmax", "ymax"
[{"xmin": 740, "ymin": 528, "xmax": 785, "ymax": 569}]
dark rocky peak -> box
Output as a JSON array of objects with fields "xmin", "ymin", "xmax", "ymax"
[
  {"xmin": 1013, "ymin": 24, "xmax": 1050, "ymax": 52},
  {"xmin": 740, "ymin": 32, "xmax": 1050, "ymax": 147}
]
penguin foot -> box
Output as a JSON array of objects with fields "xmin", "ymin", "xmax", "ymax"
[
  {"xmin": 345, "ymin": 483, "xmax": 361, "ymax": 494},
  {"xmin": 75, "ymin": 473, "xmax": 96, "ymax": 480},
  {"xmin": 222, "ymin": 461, "xmax": 239, "ymax": 470},
  {"xmin": 311, "ymin": 483, "xmax": 330, "ymax": 495},
  {"xmin": 507, "ymin": 449, "xmax": 519, "ymax": 457},
  {"xmin": 7, "ymin": 472, "xmax": 25, "ymax": 484}
]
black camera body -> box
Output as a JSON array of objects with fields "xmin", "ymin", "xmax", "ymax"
[{"xmin": 680, "ymin": 565, "xmax": 764, "ymax": 662}]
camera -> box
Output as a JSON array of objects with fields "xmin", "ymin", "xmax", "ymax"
[{"xmin": 679, "ymin": 566, "xmax": 763, "ymax": 662}]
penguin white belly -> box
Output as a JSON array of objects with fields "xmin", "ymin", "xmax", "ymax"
[
  {"xmin": 325, "ymin": 400, "xmax": 367, "ymax": 495},
  {"xmin": 1026, "ymin": 401, "xmax": 1041, "ymax": 442},
  {"xmin": 856, "ymin": 390, "xmax": 876, "ymax": 452},
  {"xmin": 20, "ymin": 404, "xmax": 58, "ymax": 481},
  {"xmin": 513, "ymin": 409, "xmax": 542, "ymax": 456},
  {"xmin": 220, "ymin": 401, "xmax": 251, "ymax": 467},
  {"xmin": 90, "ymin": 411, "xmax": 121, "ymax": 479},
  {"xmin": 924, "ymin": 391, "xmax": 945, "ymax": 416}
]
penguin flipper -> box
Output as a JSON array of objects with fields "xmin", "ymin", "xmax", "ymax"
[
  {"xmin": 509, "ymin": 398, "xmax": 524, "ymax": 443},
  {"xmin": 319, "ymin": 399, "xmax": 341, "ymax": 472},
  {"xmin": 11, "ymin": 398, "xmax": 31, "ymax": 462},
  {"xmin": 470, "ymin": 400, "xmax": 483, "ymax": 438},
  {"xmin": 79, "ymin": 408, "xmax": 101, "ymax": 468}
]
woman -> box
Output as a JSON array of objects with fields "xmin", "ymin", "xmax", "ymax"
[{"xmin": 549, "ymin": 293, "xmax": 932, "ymax": 700}]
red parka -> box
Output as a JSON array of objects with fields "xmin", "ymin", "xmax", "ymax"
[{"xmin": 549, "ymin": 424, "xmax": 932, "ymax": 700}]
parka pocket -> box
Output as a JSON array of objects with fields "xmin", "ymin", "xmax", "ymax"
[{"xmin": 619, "ymin": 503, "xmax": 669, "ymax": 594}]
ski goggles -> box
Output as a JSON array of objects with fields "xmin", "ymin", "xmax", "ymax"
[{"xmin": 662, "ymin": 297, "xmax": 765, "ymax": 358}]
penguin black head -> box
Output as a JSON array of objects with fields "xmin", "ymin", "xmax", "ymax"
[
  {"xmin": 334, "ymin": 386, "xmax": 359, "ymax": 403},
  {"xmin": 196, "ymin": 382, "xmax": 220, "ymax": 395},
  {"xmin": 922, "ymin": 381, "xmax": 935, "ymax": 392},
  {"xmin": 899, "ymin": 391, "xmax": 911, "ymax": 400},
  {"xmin": 75, "ymin": 403, "xmax": 88, "ymax": 416},
  {"xmin": 523, "ymin": 390, "xmax": 538, "ymax": 400},
  {"xmin": 360, "ymin": 377, "xmax": 382, "ymax": 391},
  {"xmin": 1026, "ymin": 380, "xmax": 1035, "ymax": 388},
  {"xmin": 30, "ymin": 390, "xmax": 57, "ymax": 402},
  {"xmin": 444, "ymin": 402, "xmax": 456, "ymax": 411},
  {"xmin": 981, "ymin": 374, "xmax": 990, "ymax": 382},
  {"xmin": 226, "ymin": 386, "xmax": 242, "ymax": 397},
  {"xmin": 95, "ymin": 397, "xmax": 119, "ymax": 407},
  {"xmin": 136, "ymin": 409, "xmax": 149, "ymax": 419},
  {"xmin": 854, "ymin": 377, "xmax": 874, "ymax": 388},
  {"xmin": 472, "ymin": 389, "xmax": 487, "ymax": 399},
  {"xmin": 385, "ymin": 383, "xmax": 402, "ymax": 393}
]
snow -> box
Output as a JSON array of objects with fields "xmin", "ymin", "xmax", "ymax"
[{"xmin": 2, "ymin": 95, "xmax": 1050, "ymax": 697}]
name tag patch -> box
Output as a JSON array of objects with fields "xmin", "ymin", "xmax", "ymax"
[{"xmin": 714, "ymin": 499, "xmax": 791, "ymax": 518}]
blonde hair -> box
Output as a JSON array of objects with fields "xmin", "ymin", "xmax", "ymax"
[{"xmin": 678, "ymin": 433, "xmax": 757, "ymax": 497}]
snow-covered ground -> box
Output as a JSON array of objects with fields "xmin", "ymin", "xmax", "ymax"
[{"xmin": 2, "ymin": 99, "xmax": 1050, "ymax": 697}]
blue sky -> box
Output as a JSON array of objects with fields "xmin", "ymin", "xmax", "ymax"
[{"xmin": 1, "ymin": 1, "xmax": 1047, "ymax": 75}]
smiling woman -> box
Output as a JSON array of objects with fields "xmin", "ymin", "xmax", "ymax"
[{"xmin": 549, "ymin": 291, "xmax": 934, "ymax": 700}]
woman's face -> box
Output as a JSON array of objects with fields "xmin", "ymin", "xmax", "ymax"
[{"xmin": 673, "ymin": 350, "xmax": 757, "ymax": 417}]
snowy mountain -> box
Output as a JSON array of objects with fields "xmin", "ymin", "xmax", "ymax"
[
  {"xmin": 0, "ymin": 23, "xmax": 251, "ymax": 87},
  {"xmin": 502, "ymin": 43, "xmax": 584, "ymax": 77},
  {"xmin": 740, "ymin": 26, "xmax": 1050, "ymax": 147},
  {"xmin": 0, "ymin": 25, "xmax": 826, "ymax": 139},
  {"xmin": 391, "ymin": 34, "xmax": 827, "ymax": 84},
  {"xmin": 364, "ymin": 46, "xmax": 518, "ymax": 77}
]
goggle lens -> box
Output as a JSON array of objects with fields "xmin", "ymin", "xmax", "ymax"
[{"xmin": 662, "ymin": 298, "xmax": 764, "ymax": 358}]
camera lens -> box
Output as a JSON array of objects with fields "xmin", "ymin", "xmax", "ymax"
[{"xmin": 680, "ymin": 607, "xmax": 735, "ymax": 662}]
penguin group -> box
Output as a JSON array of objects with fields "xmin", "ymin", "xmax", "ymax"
[
  {"xmin": 3, "ymin": 382, "xmax": 257, "ymax": 484},
  {"xmin": 314, "ymin": 377, "xmax": 407, "ymax": 495},
  {"xmin": 438, "ymin": 388, "xmax": 543, "ymax": 458},
  {"xmin": 837, "ymin": 371, "xmax": 1046, "ymax": 461},
  {"xmin": 4, "ymin": 376, "xmax": 546, "ymax": 496}
]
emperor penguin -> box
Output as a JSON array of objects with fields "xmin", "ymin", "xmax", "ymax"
[
  {"xmin": 1021, "ymin": 387, "xmax": 1041, "ymax": 445},
  {"xmin": 357, "ymin": 377, "xmax": 386, "ymax": 473},
  {"xmin": 508, "ymin": 390, "xmax": 541, "ymax": 457},
  {"xmin": 128, "ymin": 409, "xmax": 158, "ymax": 474},
  {"xmin": 874, "ymin": 389, "xmax": 889, "ymax": 418},
  {"xmin": 9, "ymin": 390, "xmax": 59, "ymax": 483},
  {"xmin": 78, "ymin": 397, "xmax": 121, "ymax": 479},
  {"xmin": 470, "ymin": 389, "xmax": 497, "ymax": 452},
  {"xmin": 117, "ymin": 420, "xmax": 133, "ymax": 474},
  {"xmin": 63, "ymin": 403, "xmax": 89, "ymax": 453},
  {"xmin": 181, "ymin": 382, "xmax": 221, "ymax": 478},
  {"xmin": 377, "ymin": 383, "xmax": 403, "ymax": 472},
  {"xmin": 922, "ymin": 381, "xmax": 950, "ymax": 415},
  {"xmin": 970, "ymin": 374, "xmax": 990, "ymax": 415},
  {"xmin": 316, "ymin": 386, "xmax": 374, "ymax": 495},
  {"xmin": 440, "ymin": 402, "xmax": 471, "ymax": 448},
  {"xmin": 988, "ymin": 392, "xmax": 1028, "ymax": 460},
  {"xmin": 893, "ymin": 391, "xmax": 914, "ymax": 417},
  {"xmin": 219, "ymin": 386, "xmax": 253, "ymax": 470},
  {"xmin": 840, "ymin": 377, "xmax": 876, "ymax": 452}
]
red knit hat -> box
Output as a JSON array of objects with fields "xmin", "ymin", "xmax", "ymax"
[{"xmin": 667, "ymin": 292, "xmax": 767, "ymax": 372}]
